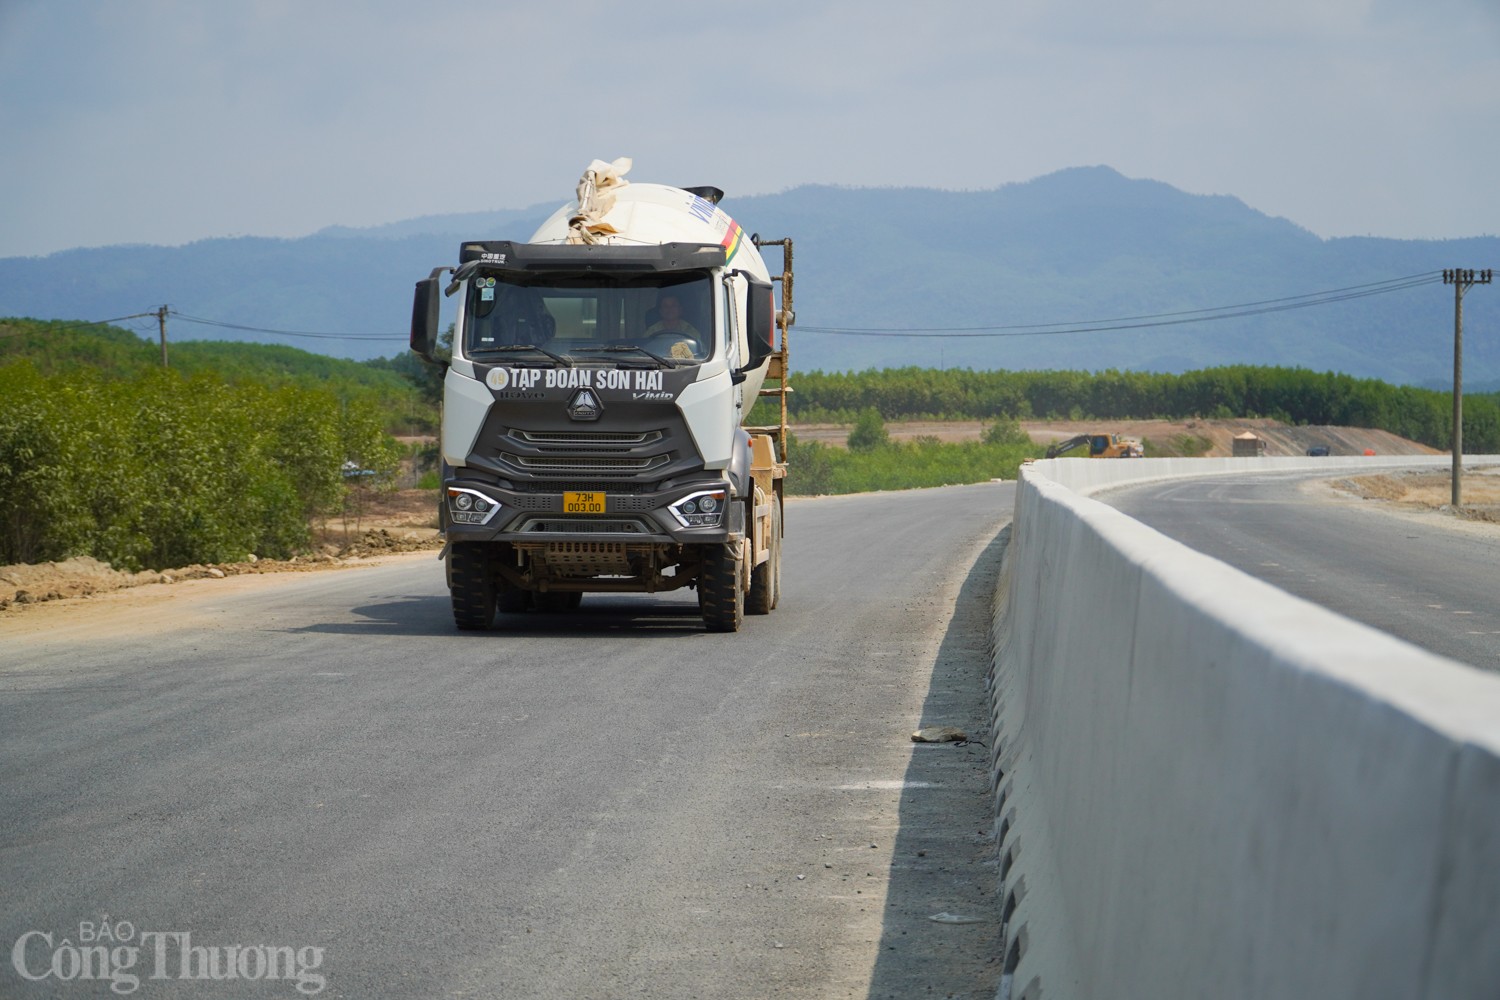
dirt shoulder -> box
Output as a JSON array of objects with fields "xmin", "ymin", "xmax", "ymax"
[
  {"xmin": 1321, "ymin": 466, "xmax": 1500, "ymax": 528},
  {"xmin": 1, "ymin": 489, "xmax": 441, "ymax": 614}
]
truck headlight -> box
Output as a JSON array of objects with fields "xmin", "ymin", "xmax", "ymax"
[
  {"xmin": 669, "ymin": 489, "xmax": 728, "ymax": 528},
  {"xmin": 447, "ymin": 487, "xmax": 501, "ymax": 525}
]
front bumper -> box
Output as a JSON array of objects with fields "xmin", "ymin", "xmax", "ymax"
[{"xmin": 439, "ymin": 477, "xmax": 743, "ymax": 546}]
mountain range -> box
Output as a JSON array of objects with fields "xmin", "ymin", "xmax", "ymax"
[{"xmin": 2, "ymin": 167, "xmax": 1496, "ymax": 386}]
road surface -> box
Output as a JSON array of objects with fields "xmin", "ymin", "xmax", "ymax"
[
  {"xmin": 1, "ymin": 483, "xmax": 1012, "ymax": 999},
  {"xmin": 1099, "ymin": 470, "xmax": 1500, "ymax": 673}
]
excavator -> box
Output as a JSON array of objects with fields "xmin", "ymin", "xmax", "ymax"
[{"xmin": 1045, "ymin": 433, "xmax": 1144, "ymax": 459}]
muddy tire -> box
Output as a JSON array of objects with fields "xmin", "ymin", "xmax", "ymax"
[
  {"xmin": 448, "ymin": 544, "xmax": 496, "ymax": 631},
  {"xmin": 699, "ymin": 541, "xmax": 744, "ymax": 633},
  {"xmin": 747, "ymin": 498, "xmax": 781, "ymax": 615}
]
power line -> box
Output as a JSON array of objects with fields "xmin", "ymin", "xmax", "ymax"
[
  {"xmin": 4, "ymin": 311, "xmax": 404, "ymax": 348},
  {"xmin": 809, "ymin": 271, "xmax": 1443, "ymax": 333},
  {"xmin": 37, "ymin": 312, "xmax": 158, "ymax": 329},
  {"xmin": 800, "ymin": 271, "xmax": 1447, "ymax": 338},
  {"xmin": 168, "ymin": 313, "xmax": 405, "ymax": 341},
  {"xmin": 0, "ymin": 312, "xmax": 161, "ymax": 340},
  {"xmin": 10, "ymin": 269, "xmax": 1465, "ymax": 346}
]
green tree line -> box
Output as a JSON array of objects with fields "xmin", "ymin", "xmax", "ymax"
[
  {"xmin": 752, "ymin": 366, "xmax": 1500, "ymax": 453},
  {"xmin": 1, "ymin": 318, "xmax": 434, "ymax": 434}
]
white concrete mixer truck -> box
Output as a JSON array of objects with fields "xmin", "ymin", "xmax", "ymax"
[{"xmin": 409, "ymin": 159, "xmax": 793, "ymax": 633}]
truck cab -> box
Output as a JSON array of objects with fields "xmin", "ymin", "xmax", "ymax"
[{"xmin": 411, "ymin": 169, "xmax": 790, "ymax": 633}]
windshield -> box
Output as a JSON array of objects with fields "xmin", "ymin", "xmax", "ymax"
[{"xmin": 464, "ymin": 272, "xmax": 714, "ymax": 365}]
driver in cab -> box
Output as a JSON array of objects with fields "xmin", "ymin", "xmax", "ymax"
[{"xmin": 642, "ymin": 292, "xmax": 703, "ymax": 359}]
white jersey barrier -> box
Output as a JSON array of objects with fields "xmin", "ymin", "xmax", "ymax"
[
  {"xmin": 1039, "ymin": 451, "xmax": 1459, "ymax": 496},
  {"xmin": 990, "ymin": 456, "xmax": 1500, "ymax": 1000}
]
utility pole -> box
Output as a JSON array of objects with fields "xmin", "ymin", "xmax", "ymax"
[
  {"xmin": 155, "ymin": 305, "xmax": 170, "ymax": 368},
  {"xmin": 1442, "ymin": 269, "xmax": 1492, "ymax": 507}
]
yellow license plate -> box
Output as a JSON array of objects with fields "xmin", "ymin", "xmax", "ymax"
[{"xmin": 563, "ymin": 491, "xmax": 606, "ymax": 514}]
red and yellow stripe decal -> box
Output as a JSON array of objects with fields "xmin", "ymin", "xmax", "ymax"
[{"xmin": 720, "ymin": 219, "xmax": 744, "ymax": 263}]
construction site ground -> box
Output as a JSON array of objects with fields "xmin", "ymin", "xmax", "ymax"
[{"xmin": 793, "ymin": 417, "xmax": 1441, "ymax": 458}]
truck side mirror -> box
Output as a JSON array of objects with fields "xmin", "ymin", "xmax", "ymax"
[
  {"xmin": 739, "ymin": 275, "xmax": 775, "ymax": 375},
  {"xmin": 410, "ymin": 268, "xmax": 446, "ymax": 362}
]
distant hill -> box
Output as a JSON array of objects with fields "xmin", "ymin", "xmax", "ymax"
[{"xmin": 1, "ymin": 167, "xmax": 1495, "ymax": 383}]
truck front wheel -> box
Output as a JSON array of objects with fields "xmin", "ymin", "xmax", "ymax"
[
  {"xmin": 699, "ymin": 541, "xmax": 744, "ymax": 633},
  {"xmin": 449, "ymin": 544, "xmax": 496, "ymax": 630}
]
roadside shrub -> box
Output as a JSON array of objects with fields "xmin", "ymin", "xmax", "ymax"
[
  {"xmin": 0, "ymin": 359, "xmax": 400, "ymax": 569},
  {"xmin": 785, "ymin": 433, "xmax": 1043, "ymax": 496},
  {"xmin": 0, "ymin": 364, "xmax": 97, "ymax": 563},
  {"xmin": 846, "ymin": 407, "xmax": 889, "ymax": 451},
  {"xmin": 983, "ymin": 417, "xmax": 1031, "ymax": 447}
]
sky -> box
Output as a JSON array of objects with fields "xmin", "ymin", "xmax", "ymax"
[{"xmin": 1, "ymin": 0, "xmax": 1497, "ymax": 259}]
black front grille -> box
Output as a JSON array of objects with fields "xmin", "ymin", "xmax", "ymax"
[
  {"xmin": 511, "ymin": 429, "xmax": 663, "ymax": 450},
  {"xmin": 504, "ymin": 453, "xmax": 670, "ymax": 476},
  {"xmin": 501, "ymin": 492, "xmax": 656, "ymax": 514},
  {"xmin": 473, "ymin": 398, "xmax": 701, "ymax": 487},
  {"xmin": 510, "ymin": 480, "xmax": 655, "ymax": 495}
]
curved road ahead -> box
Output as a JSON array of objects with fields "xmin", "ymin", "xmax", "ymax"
[
  {"xmin": 1, "ymin": 483, "xmax": 1012, "ymax": 999},
  {"xmin": 1099, "ymin": 470, "xmax": 1500, "ymax": 673}
]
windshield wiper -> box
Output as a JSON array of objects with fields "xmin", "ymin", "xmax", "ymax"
[
  {"xmin": 576, "ymin": 345, "xmax": 690, "ymax": 368},
  {"xmin": 478, "ymin": 344, "xmax": 574, "ymax": 367}
]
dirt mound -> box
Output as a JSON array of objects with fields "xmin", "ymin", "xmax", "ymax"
[
  {"xmin": 339, "ymin": 528, "xmax": 439, "ymax": 556},
  {"xmin": 0, "ymin": 557, "xmax": 167, "ymax": 607},
  {"xmin": 1, "ymin": 490, "xmax": 443, "ymax": 613},
  {"xmin": 1020, "ymin": 418, "xmax": 1438, "ymax": 458}
]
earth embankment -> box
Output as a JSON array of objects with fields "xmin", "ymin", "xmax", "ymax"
[{"xmin": 793, "ymin": 417, "xmax": 1440, "ymax": 457}]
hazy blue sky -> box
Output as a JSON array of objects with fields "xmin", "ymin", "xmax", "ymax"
[{"xmin": 2, "ymin": 0, "xmax": 1496, "ymax": 258}]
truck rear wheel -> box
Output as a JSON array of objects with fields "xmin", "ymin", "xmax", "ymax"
[
  {"xmin": 699, "ymin": 541, "xmax": 744, "ymax": 633},
  {"xmin": 449, "ymin": 544, "xmax": 496, "ymax": 631},
  {"xmin": 747, "ymin": 498, "xmax": 781, "ymax": 615}
]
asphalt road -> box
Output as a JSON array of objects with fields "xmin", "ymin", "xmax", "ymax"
[
  {"xmin": 1098, "ymin": 470, "xmax": 1500, "ymax": 673},
  {"xmin": 1, "ymin": 483, "xmax": 1013, "ymax": 999}
]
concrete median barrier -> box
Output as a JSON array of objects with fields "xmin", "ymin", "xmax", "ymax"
[
  {"xmin": 1037, "ymin": 452, "xmax": 1459, "ymax": 495},
  {"xmin": 989, "ymin": 457, "xmax": 1500, "ymax": 1000}
]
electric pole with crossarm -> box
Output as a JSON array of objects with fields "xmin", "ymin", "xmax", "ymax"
[{"xmin": 1443, "ymin": 268, "xmax": 1492, "ymax": 507}]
